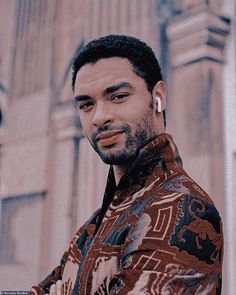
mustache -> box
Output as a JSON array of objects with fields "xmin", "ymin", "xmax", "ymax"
[{"xmin": 91, "ymin": 124, "xmax": 131, "ymax": 143}]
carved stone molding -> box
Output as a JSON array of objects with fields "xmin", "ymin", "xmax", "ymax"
[
  {"xmin": 167, "ymin": 9, "xmax": 230, "ymax": 67},
  {"xmin": 51, "ymin": 101, "xmax": 83, "ymax": 141},
  {"xmin": 174, "ymin": 0, "xmax": 222, "ymax": 14}
]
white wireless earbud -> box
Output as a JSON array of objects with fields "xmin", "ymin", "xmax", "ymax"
[{"xmin": 155, "ymin": 96, "xmax": 162, "ymax": 113}]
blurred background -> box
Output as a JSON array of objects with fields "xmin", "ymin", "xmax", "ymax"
[{"xmin": 0, "ymin": 0, "xmax": 235, "ymax": 293}]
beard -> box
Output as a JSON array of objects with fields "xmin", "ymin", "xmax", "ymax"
[{"xmin": 88, "ymin": 107, "xmax": 158, "ymax": 165}]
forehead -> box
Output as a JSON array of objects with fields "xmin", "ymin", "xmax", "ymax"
[{"xmin": 74, "ymin": 57, "xmax": 144, "ymax": 94}]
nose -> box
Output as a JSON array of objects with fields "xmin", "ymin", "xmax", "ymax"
[{"xmin": 92, "ymin": 104, "xmax": 113, "ymax": 127}]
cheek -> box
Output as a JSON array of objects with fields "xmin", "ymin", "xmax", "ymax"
[
  {"xmin": 127, "ymin": 108, "xmax": 150, "ymax": 125},
  {"xmin": 79, "ymin": 106, "xmax": 98, "ymax": 130},
  {"xmin": 80, "ymin": 116, "xmax": 92, "ymax": 137}
]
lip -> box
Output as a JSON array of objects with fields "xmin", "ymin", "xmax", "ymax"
[
  {"xmin": 96, "ymin": 130, "xmax": 124, "ymax": 141},
  {"xmin": 96, "ymin": 131, "xmax": 124, "ymax": 146}
]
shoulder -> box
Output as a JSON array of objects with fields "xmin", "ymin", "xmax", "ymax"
[
  {"xmin": 169, "ymin": 193, "xmax": 223, "ymax": 276},
  {"xmin": 142, "ymin": 169, "xmax": 223, "ymax": 264},
  {"xmin": 146, "ymin": 166, "xmax": 220, "ymax": 220},
  {"xmin": 169, "ymin": 193, "xmax": 223, "ymax": 248},
  {"xmin": 135, "ymin": 191, "xmax": 223, "ymax": 277},
  {"xmin": 145, "ymin": 170, "xmax": 223, "ymax": 249},
  {"xmin": 158, "ymin": 167, "xmax": 211, "ymax": 199}
]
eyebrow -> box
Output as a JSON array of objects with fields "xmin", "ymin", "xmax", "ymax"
[
  {"xmin": 103, "ymin": 82, "xmax": 134, "ymax": 95},
  {"xmin": 74, "ymin": 82, "xmax": 135, "ymax": 103},
  {"xmin": 74, "ymin": 94, "xmax": 91, "ymax": 103}
]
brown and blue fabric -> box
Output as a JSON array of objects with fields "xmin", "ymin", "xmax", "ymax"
[{"xmin": 30, "ymin": 133, "xmax": 223, "ymax": 294}]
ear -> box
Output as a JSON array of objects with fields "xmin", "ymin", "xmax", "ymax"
[{"xmin": 152, "ymin": 81, "xmax": 167, "ymax": 112}]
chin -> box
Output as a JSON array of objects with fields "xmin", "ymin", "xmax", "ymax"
[{"xmin": 98, "ymin": 148, "xmax": 137, "ymax": 165}]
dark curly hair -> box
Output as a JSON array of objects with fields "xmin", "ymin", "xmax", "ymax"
[{"xmin": 72, "ymin": 34, "xmax": 166, "ymax": 127}]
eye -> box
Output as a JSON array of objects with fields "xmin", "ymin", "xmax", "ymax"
[
  {"xmin": 111, "ymin": 93, "xmax": 129, "ymax": 102},
  {"xmin": 78, "ymin": 101, "xmax": 94, "ymax": 111}
]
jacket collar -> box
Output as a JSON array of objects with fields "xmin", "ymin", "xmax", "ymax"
[
  {"xmin": 94, "ymin": 133, "xmax": 183, "ymax": 232},
  {"xmin": 116, "ymin": 132, "xmax": 183, "ymax": 187},
  {"xmin": 102, "ymin": 133, "xmax": 183, "ymax": 203}
]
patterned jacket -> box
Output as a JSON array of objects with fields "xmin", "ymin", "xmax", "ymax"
[{"xmin": 30, "ymin": 133, "xmax": 223, "ymax": 294}]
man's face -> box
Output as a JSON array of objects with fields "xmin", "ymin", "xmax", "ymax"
[{"xmin": 74, "ymin": 57, "xmax": 159, "ymax": 165}]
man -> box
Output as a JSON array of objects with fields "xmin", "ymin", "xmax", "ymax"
[{"xmin": 30, "ymin": 35, "xmax": 223, "ymax": 294}]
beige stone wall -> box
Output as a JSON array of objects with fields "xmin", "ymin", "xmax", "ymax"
[
  {"xmin": 222, "ymin": 0, "xmax": 236, "ymax": 292},
  {"xmin": 0, "ymin": 0, "xmax": 234, "ymax": 292}
]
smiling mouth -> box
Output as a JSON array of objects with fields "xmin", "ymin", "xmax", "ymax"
[{"xmin": 96, "ymin": 131, "xmax": 124, "ymax": 147}]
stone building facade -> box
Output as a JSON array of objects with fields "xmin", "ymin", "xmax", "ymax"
[{"xmin": 0, "ymin": 0, "xmax": 235, "ymax": 293}]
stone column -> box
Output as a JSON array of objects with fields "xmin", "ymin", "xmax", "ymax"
[
  {"xmin": 41, "ymin": 101, "xmax": 82, "ymax": 275},
  {"xmin": 166, "ymin": 5, "xmax": 230, "ymax": 214},
  {"xmin": 222, "ymin": 1, "xmax": 236, "ymax": 293}
]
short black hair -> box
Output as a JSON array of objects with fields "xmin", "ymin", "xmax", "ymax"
[{"xmin": 72, "ymin": 34, "xmax": 166, "ymax": 127}]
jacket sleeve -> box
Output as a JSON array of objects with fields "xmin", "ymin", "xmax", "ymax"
[
  {"xmin": 103, "ymin": 194, "xmax": 223, "ymax": 294},
  {"xmin": 29, "ymin": 250, "xmax": 69, "ymax": 295}
]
